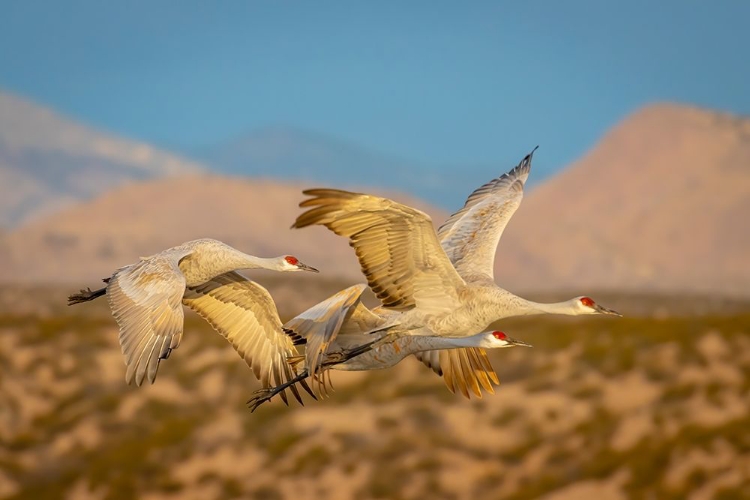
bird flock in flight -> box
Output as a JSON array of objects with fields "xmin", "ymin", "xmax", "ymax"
[{"xmin": 68, "ymin": 147, "xmax": 620, "ymax": 412}]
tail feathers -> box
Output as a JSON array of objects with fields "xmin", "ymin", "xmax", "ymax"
[{"xmin": 68, "ymin": 286, "xmax": 107, "ymax": 305}]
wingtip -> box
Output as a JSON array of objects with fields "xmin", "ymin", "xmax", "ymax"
[{"xmin": 524, "ymin": 145, "xmax": 539, "ymax": 163}]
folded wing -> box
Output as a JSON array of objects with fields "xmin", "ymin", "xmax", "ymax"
[{"xmin": 282, "ymin": 284, "xmax": 371, "ymax": 395}]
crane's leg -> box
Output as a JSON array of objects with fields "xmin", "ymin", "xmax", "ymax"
[
  {"xmin": 323, "ymin": 337, "xmax": 381, "ymax": 364},
  {"xmin": 246, "ymin": 337, "xmax": 387, "ymax": 412}
]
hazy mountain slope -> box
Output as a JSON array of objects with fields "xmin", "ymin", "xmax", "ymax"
[
  {"xmin": 495, "ymin": 103, "xmax": 750, "ymax": 297},
  {"xmin": 196, "ymin": 126, "xmax": 475, "ymax": 209},
  {"xmin": 0, "ymin": 175, "xmax": 445, "ymax": 284},
  {"xmin": 0, "ymin": 91, "xmax": 204, "ymax": 227}
]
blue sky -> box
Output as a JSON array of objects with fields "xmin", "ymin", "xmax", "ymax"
[{"xmin": 1, "ymin": 1, "xmax": 748, "ymax": 188}]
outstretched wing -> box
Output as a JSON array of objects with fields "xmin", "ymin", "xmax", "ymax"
[
  {"xmin": 294, "ymin": 189, "xmax": 464, "ymax": 312},
  {"xmin": 413, "ymin": 348, "xmax": 499, "ymax": 398},
  {"xmin": 106, "ymin": 248, "xmax": 192, "ymax": 386},
  {"xmin": 182, "ymin": 271, "xmax": 304, "ymax": 405},
  {"xmin": 438, "ymin": 148, "xmax": 536, "ymax": 283}
]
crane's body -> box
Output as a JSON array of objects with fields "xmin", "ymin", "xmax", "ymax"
[
  {"xmin": 247, "ymin": 284, "xmax": 530, "ymax": 411},
  {"xmin": 328, "ymin": 329, "xmax": 524, "ymax": 371},
  {"xmin": 68, "ymin": 238, "xmax": 318, "ymax": 394},
  {"xmin": 370, "ymin": 284, "xmax": 612, "ymax": 337},
  {"xmin": 124, "ymin": 238, "xmax": 317, "ymax": 288},
  {"xmin": 292, "ymin": 148, "xmax": 620, "ymax": 346}
]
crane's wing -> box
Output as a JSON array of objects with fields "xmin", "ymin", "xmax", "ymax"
[
  {"xmin": 182, "ymin": 271, "xmax": 305, "ymax": 405},
  {"xmin": 413, "ymin": 348, "xmax": 499, "ymax": 398},
  {"xmin": 438, "ymin": 148, "xmax": 536, "ymax": 283},
  {"xmin": 294, "ymin": 189, "xmax": 464, "ymax": 312},
  {"xmin": 106, "ymin": 248, "xmax": 192, "ymax": 387},
  {"xmin": 282, "ymin": 284, "xmax": 370, "ymax": 396}
]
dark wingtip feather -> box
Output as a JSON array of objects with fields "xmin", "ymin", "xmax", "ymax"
[
  {"xmin": 283, "ymin": 328, "xmax": 307, "ymax": 346},
  {"xmin": 518, "ymin": 145, "xmax": 538, "ymax": 170},
  {"xmin": 299, "ymin": 377, "xmax": 317, "ymax": 400}
]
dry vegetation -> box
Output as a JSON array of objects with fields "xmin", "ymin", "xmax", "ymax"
[{"xmin": 0, "ymin": 282, "xmax": 749, "ymax": 500}]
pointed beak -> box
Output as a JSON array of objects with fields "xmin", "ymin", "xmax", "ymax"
[
  {"xmin": 508, "ymin": 336, "xmax": 533, "ymax": 348},
  {"xmin": 297, "ymin": 262, "xmax": 319, "ymax": 273},
  {"xmin": 594, "ymin": 304, "xmax": 621, "ymax": 317}
]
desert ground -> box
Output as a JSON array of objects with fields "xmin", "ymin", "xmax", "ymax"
[{"xmin": 1, "ymin": 278, "xmax": 748, "ymax": 500}]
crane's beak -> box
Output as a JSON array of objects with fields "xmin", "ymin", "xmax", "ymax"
[
  {"xmin": 594, "ymin": 304, "xmax": 621, "ymax": 316},
  {"xmin": 508, "ymin": 336, "xmax": 532, "ymax": 348},
  {"xmin": 297, "ymin": 262, "xmax": 319, "ymax": 273}
]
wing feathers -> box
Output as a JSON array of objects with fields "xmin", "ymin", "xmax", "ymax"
[
  {"xmin": 106, "ymin": 254, "xmax": 187, "ymax": 387},
  {"xmin": 414, "ymin": 348, "xmax": 499, "ymax": 399},
  {"xmin": 293, "ymin": 189, "xmax": 464, "ymax": 311},
  {"xmin": 438, "ymin": 148, "xmax": 536, "ymax": 282},
  {"xmin": 182, "ymin": 272, "xmax": 301, "ymax": 403}
]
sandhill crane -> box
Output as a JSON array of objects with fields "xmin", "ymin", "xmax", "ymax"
[
  {"xmin": 292, "ymin": 148, "xmax": 620, "ymax": 342},
  {"xmin": 67, "ymin": 238, "xmax": 319, "ymax": 395},
  {"xmin": 247, "ymin": 284, "xmax": 530, "ymax": 412}
]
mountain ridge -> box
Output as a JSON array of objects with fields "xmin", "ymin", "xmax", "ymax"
[
  {"xmin": 494, "ymin": 102, "xmax": 750, "ymax": 297},
  {"xmin": 0, "ymin": 90, "xmax": 205, "ymax": 227}
]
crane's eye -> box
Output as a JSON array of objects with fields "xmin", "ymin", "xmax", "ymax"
[
  {"xmin": 580, "ymin": 297, "xmax": 595, "ymax": 307},
  {"xmin": 492, "ymin": 331, "xmax": 507, "ymax": 341},
  {"xmin": 285, "ymin": 256, "xmax": 299, "ymax": 265}
]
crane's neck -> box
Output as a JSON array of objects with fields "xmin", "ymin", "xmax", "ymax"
[
  {"xmin": 231, "ymin": 253, "xmax": 280, "ymax": 271},
  {"xmin": 493, "ymin": 291, "xmax": 578, "ymax": 316},
  {"xmin": 206, "ymin": 247, "xmax": 281, "ymax": 274},
  {"xmin": 441, "ymin": 335, "xmax": 489, "ymax": 348},
  {"xmin": 180, "ymin": 245, "xmax": 281, "ymax": 286},
  {"xmin": 399, "ymin": 333, "xmax": 488, "ymax": 351}
]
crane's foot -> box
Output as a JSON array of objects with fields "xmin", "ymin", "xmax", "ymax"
[
  {"xmin": 246, "ymin": 389, "xmax": 275, "ymax": 413},
  {"xmin": 246, "ymin": 369, "xmax": 312, "ymax": 413}
]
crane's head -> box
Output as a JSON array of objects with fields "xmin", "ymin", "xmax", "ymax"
[
  {"xmin": 478, "ymin": 331, "xmax": 532, "ymax": 349},
  {"xmin": 573, "ymin": 296, "xmax": 621, "ymax": 316},
  {"xmin": 280, "ymin": 255, "xmax": 319, "ymax": 273}
]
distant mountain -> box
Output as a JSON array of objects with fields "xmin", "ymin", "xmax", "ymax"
[
  {"xmin": 195, "ymin": 126, "xmax": 476, "ymax": 209},
  {"xmin": 0, "ymin": 174, "xmax": 446, "ymax": 284},
  {"xmin": 496, "ymin": 103, "xmax": 750, "ymax": 297},
  {"xmin": 0, "ymin": 91, "xmax": 205, "ymax": 227},
  {"xmin": 2, "ymin": 101, "xmax": 748, "ymax": 298}
]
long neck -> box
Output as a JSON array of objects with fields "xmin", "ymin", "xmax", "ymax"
[
  {"xmin": 489, "ymin": 289, "xmax": 577, "ymax": 317},
  {"xmin": 403, "ymin": 335, "xmax": 483, "ymax": 352},
  {"xmin": 207, "ymin": 247, "xmax": 281, "ymax": 274},
  {"xmin": 444, "ymin": 336, "xmax": 486, "ymax": 348},
  {"xmin": 180, "ymin": 244, "xmax": 280, "ymax": 286},
  {"xmin": 511, "ymin": 297, "xmax": 577, "ymax": 316},
  {"xmin": 227, "ymin": 252, "xmax": 279, "ymax": 271}
]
